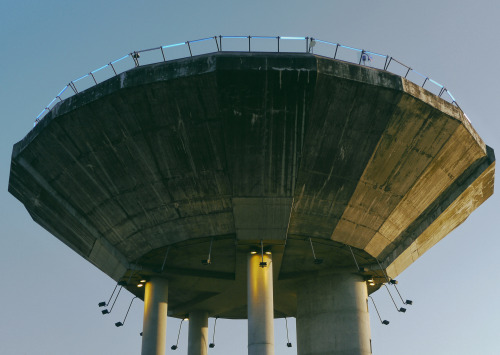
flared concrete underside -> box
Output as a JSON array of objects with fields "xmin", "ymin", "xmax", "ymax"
[{"xmin": 9, "ymin": 52, "xmax": 494, "ymax": 319}]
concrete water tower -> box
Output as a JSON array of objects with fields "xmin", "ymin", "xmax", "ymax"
[{"xmin": 9, "ymin": 37, "xmax": 495, "ymax": 355}]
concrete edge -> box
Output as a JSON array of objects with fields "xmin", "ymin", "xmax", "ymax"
[
  {"xmin": 385, "ymin": 146, "xmax": 495, "ymax": 278},
  {"xmin": 401, "ymin": 79, "xmax": 487, "ymax": 153}
]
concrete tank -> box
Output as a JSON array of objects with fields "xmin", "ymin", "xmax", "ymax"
[{"xmin": 9, "ymin": 52, "xmax": 495, "ymax": 355}]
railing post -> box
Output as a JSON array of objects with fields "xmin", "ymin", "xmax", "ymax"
[
  {"xmin": 89, "ymin": 72, "xmax": 97, "ymax": 85},
  {"xmin": 383, "ymin": 56, "xmax": 390, "ymax": 71},
  {"xmin": 110, "ymin": 62, "xmax": 117, "ymax": 75},
  {"xmin": 69, "ymin": 82, "xmax": 78, "ymax": 94},
  {"xmin": 214, "ymin": 36, "xmax": 220, "ymax": 51}
]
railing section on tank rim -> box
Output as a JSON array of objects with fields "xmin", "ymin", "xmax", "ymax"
[{"xmin": 34, "ymin": 35, "xmax": 462, "ymax": 125}]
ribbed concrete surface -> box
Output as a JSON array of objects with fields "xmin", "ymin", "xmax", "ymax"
[{"xmin": 9, "ymin": 52, "xmax": 494, "ymax": 318}]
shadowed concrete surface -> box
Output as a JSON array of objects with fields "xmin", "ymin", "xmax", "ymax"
[{"xmin": 9, "ymin": 52, "xmax": 494, "ymax": 319}]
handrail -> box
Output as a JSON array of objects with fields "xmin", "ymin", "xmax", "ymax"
[{"xmin": 34, "ymin": 35, "xmax": 462, "ymax": 125}]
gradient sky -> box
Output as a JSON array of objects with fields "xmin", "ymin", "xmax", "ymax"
[{"xmin": 1, "ymin": 1, "xmax": 499, "ymax": 354}]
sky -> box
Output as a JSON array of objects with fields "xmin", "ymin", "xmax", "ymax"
[{"xmin": 1, "ymin": 1, "xmax": 498, "ymax": 354}]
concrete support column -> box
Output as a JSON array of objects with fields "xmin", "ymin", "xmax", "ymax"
[
  {"xmin": 247, "ymin": 252, "xmax": 274, "ymax": 355},
  {"xmin": 296, "ymin": 272, "xmax": 371, "ymax": 355},
  {"xmin": 188, "ymin": 311, "xmax": 209, "ymax": 355},
  {"xmin": 141, "ymin": 277, "xmax": 169, "ymax": 355}
]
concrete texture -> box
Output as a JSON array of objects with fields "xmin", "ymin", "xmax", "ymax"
[
  {"xmin": 247, "ymin": 253, "xmax": 274, "ymax": 355},
  {"xmin": 9, "ymin": 52, "xmax": 495, "ymax": 319},
  {"xmin": 296, "ymin": 272, "xmax": 371, "ymax": 355},
  {"xmin": 141, "ymin": 277, "xmax": 169, "ymax": 355},
  {"xmin": 188, "ymin": 311, "xmax": 209, "ymax": 355}
]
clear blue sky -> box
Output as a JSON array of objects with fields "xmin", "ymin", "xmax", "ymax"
[{"xmin": 1, "ymin": 1, "xmax": 498, "ymax": 354}]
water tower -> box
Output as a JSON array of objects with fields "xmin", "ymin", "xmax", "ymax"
[{"xmin": 9, "ymin": 36, "xmax": 495, "ymax": 355}]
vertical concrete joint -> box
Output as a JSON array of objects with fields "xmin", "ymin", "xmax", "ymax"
[
  {"xmin": 247, "ymin": 252, "xmax": 275, "ymax": 355},
  {"xmin": 188, "ymin": 311, "xmax": 209, "ymax": 355},
  {"xmin": 141, "ymin": 277, "xmax": 169, "ymax": 355}
]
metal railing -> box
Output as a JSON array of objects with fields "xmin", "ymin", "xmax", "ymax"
[{"xmin": 34, "ymin": 35, "xmax": 462, "ymax": 125}]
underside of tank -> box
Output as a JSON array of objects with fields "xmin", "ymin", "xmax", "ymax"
[{"xmin": 9, "ymin": 52, "xmax": 495, "ymax": 319}]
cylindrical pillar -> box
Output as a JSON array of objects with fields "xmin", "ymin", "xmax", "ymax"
[
  {"xmin": 296, "ymin": 272, "xmax": 371, "ymax": 355},
  {"xmin": 188, "ymin": 311, "xmax": 209, "ymax": 355},
  {"xmin": 141, "ymin": 277, "xmax": 169, "ymax": 355},
  {"xmin": 247, "ymin": 252, "xmax": 274, "ymax": 355}
]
